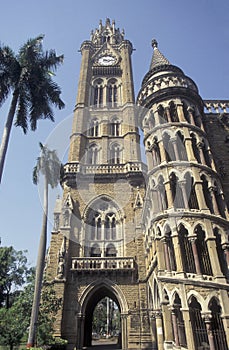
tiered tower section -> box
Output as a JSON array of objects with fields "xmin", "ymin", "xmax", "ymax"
[{"xmin": 137, "ymin": 40, "xmax": 229, "ymax": 349}]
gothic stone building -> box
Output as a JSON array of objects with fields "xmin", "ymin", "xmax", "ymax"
[{"xmin": 45, "ymin": 19, "xmax": 229, "ymax": 349}]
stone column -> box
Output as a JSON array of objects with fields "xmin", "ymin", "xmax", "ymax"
[
  {"xmin": 182, "ymin": 308, "xmax": 196, "ymax": 349},
  {"xmin": 161, "ymin": 303, "xmax": 173, "ymax": 346},
  {"xmin": 187, "ymin": 106, "xmax": 195, "ymax": 125},
  {"xmin": 171, "ymin": 309, "xmax": 179, "ymax": 346},
  {"xmin": 121, "ymin": 313, "xmax": 128, "ymax": 350},
  {"xmin": 209, "ymin": 186, "xmax": 220, "ymax": 215},
  {"xmin": 154, "ymin": 310, "xmax": 164, "ymax": 350},
  {"xmin": 171, "ymin": 228, "xmax": 184, "ymax": 274},
  {"xmin": 164, "ymin": 179, "xmax": 174, "ymax": 209},
  {"xmin": 189, "ymin": 237, "xmax": 202, "ymax": 276},
  {"xmin": 177, "ymin": 102, "xmax": 186, "ymax": 122},
  {"xmin": 165, "ymin": 107, "xmax": 172, "ymax": 122},
  {"xmin": 158, "ymin": 139, "xmax": 167, "ymax": 162},
  {"xmin": 185, "ymin": 137, "xmax": 196, "ymax": 161},
  {"xmin": 206, "ymin": 237, "xmax": 224, "ymax": 281},
  {"xmin": 222, "ymin": 243, "xmax": 229, "ymax": 271},
  {"xmin": 155, "ymin": 238, "xmax": 166, "ymax": 274},
  {"xmin": 203, "ymin": 314, "xmax": 216, "ymax": 350},
  {"xmin": 197, "ymin": 142, "xmax": 206, "ymax": 165},
  {"xmin": 179, "ymin": 181, "xmax": 189, "ymax": 209},
  {"xmin": 171, "ymin": 137, "xmax": 179, "ymax": 160},
  {"xmin": 162, "ymin": 237, "xmax": 171, "ymax": 272},
  {"xmin": 195, "ymin": 181, "xmax": 209, "ymax": 210}
]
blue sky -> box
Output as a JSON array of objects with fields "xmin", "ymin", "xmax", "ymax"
[{"xmin": 0, "ymin": 0, "xmax": 228, "ymax": 265}]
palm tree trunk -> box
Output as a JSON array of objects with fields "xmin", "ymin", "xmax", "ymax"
[
  {"xmin": 27, "ymin": 175, "xmax": 48, "ymax": 348},
  {"xmin": 0, "ymin": 90, "xmax": 19, "ymax": 184}
]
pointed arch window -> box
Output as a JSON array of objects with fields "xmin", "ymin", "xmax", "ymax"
[
  {"xmin": 163, "ymin": 133, "xmax": 175, "ymax": 162},
  {"xmin": 110, "ymin": 117, "xmax": 121, "ymax": 136},
  {"xmin": 208, "ymin": 298, "xmax": 228, "ymax": 350},
  {"xmin": 88, "ymin": 144, "xmax": 99, "ymax": 164},
  {"xmin": 195, "ymin": 225, "xmax": 212, "ymax": 275},
  {"xmin": 172, "ymin": 294, "xmax": 187, "ymax": 347},
  {"xmin": 157, "ymin": 176, "xmax": 168, "ymax": 211},
  {"xmin": 107, "ymin": 79, "xmax": 118, "ymax": 107},
  {"xmin": 176, "ymin": 131, "xmax": 187, "ymax": 160},
  {"xmin": 89, "ymin": 118, "xmax": 99, "ymax": 137},
  {"xmin": 178, "ymin": 225, "xmax": 195, "ymax": 273},
  {"xmin": 158, "ymin": 105, "xmax": 167, "ymax": 124},
  {"xmin": 201, "ymin": 175, "xmax": 213, "ymax": 212},
  {"xmin": 169, "ymin": 101, "xmax": 179, "ymax": 122},
  {"xmin": 110, "ymin": 143, "xmax": 122, "ymax": 164},
  {"xmin": 191, "ymin": 133, "xmax": 201, "ymax": 163},
  {"xmin": 93, "ymin": 79, "xmax": 104, "ymax": 107},
  {"xmin": 170, "ymin": 173, "xmax": 185, "ymax": 209},
  {"xmin": 184, "ymin": 173, "xmax": 199, "ymax": 209},
  {"xmin": 105, "ymin": 213, "xmax": 116, "ymax": 240},
  {"xmin": 189, "ymin": 297, "xmax": 208, "ymax": 348},
  {"xmin": 164, "ymin": 227, "xmax": 176, "ymax": 271},
  {"xmin": 213, "ymin": 228, "xmax": 228, "ymax": 278}
]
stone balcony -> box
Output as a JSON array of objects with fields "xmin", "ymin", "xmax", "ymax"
[
  {"xmin": 64, "ymin": 162, "xmax": 146, "ymax": 175},
  {"xmin": 71, "ymin": 257, "xmax": 135, "ymax": 272}
]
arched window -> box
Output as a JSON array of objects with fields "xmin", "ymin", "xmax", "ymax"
[
  {"xmin": 158, "ymin": 105, "xmax": 167, "ymax": 124},
  {"xmin": 90, "ymin": 244, "xmax": 101, "ymax": 257},
  {"xmin": 195, "ymin": 225, "xmax": 212, "ymax": 275},
  {"xmin": 170, "ymin": 173, "xmax": 184, "ymax": 209},
  {"xmin": 202, "ymin": 139, "xmax": 212, "ymax": 167},
  {"xmin": 88, "ymin": 144, "xmax": 99, "ymax": 164},
  {"xmin": 89, "ymin": 119, "xmax": 99, "ymax": 137},
  {"xmin": 105, "ymin": 213, "xmax": 116, "ymax": 240},
  {"xmin": 191, "ymin": 133, "xmax": 201, "ymax": 163},
  {"xmin": 214, "ymin": 181, "xmax": 226, "ymax": 218},
  {"xmin": 201, "ymin": 175, "xmax": 213, "ymax": 213},
  {"xmin": 189, "ymin": 297, "xmax": 208, "ymax": 348},
  {"xmin": 184, "ymin": 173, "xmax": 199, "ymax": 209},
  {"xmin": 110, "ymin": 117, "xmax": 121, "ymax": 136},
  {"xmin": 158, "ymin": 176, "xmax": 168, "ymax": 211},
  {"xmin": 152, "ymin": 137, "xmax": 161, "ymax": 166},
  {"xmin": 176, "ymin": 131, "xmax": 187, "ymax": 160},
  {"xmin": 213, "ymin": 227, "xmax": 228, "ymax": 278},
  {"xmin": 107, "ymin": 79, "xmax": 118, "ymax": 107},
  {"xmin": 209, "ymin": 298, "xmax": 228, "ymax": 350},
  {"xmin": 165, "ymin": 227, "xmax": 176, "ymax": 271},
  {"xmin": 172, "ymin": 293, "xmax": 187, "ymax": 347},
  {"xmin": 182, "ymin": 102, "xmax": 190, "ymax": 123},
  {"xmin": 105, "ymin": 243, "xmax": 117, "ymax": 257},
  {"xmin": 93, "ymin": 79, "xmax": 103, "ymax": 107},
  {"xmin": 110, "ymin": 143, "xmax": 122, "ymax": 164},
  {"xmin": 163, "ymin": 133, "xmax": 175, "ymax": 162},
  {"xmin": 178, "ymin": 225, "xmax": 195, "ymax": 273},
  {"xmin": 169, "ymin": 101, "xmax": 179, "ymax": 122}
]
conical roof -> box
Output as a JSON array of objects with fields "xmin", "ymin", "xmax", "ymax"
[{"xmin": 150, "ymin": 39, "xmax": 170, "ymax": 70}]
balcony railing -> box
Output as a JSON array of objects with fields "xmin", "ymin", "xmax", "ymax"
[
  {"xmin": 71, "ymin": 257, "xmax": 135, "ymax": 271},
  {"xmin": 64, "ymin": 162, "xmax": 146, "ymax": 175}
]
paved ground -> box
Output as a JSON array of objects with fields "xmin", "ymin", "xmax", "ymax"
[{"xmin": 86, "ymin": 338, "xmax": 120, "ymax": 349}]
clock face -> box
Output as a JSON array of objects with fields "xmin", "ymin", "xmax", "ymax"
[{"xmin": 98, "ymin": 55, "xmax": 116, "ymax": 66}]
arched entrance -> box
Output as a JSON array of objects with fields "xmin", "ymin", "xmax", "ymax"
[{"xmin": 77, "ymin": 280, "xmax": 128, "ymax": 349}]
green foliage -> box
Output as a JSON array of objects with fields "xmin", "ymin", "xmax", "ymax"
[
  {"xmin": 32, "ymin": 143, "xmax": 62, "ymax": 188},
  {"xmin": 0, "ymin": 246, "xmax": 33, "ymax": 308},
  {"xmin": 0, "ymin": 246, "xmax": 62, "ymax": 348},
  {"xmin": 0, "ymin": 35, "xmax": 65, "ymax": 133}
]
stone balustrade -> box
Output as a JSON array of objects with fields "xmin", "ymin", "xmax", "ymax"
[
  {"xmin": 71, "ymin": 257, "xmax": 135, "ymax": 271},
  {"xmin": 64, "ymin": 162, "xmax": 146, "ymax": 175},
  {"xmin": 204, "ymin": 100, "xmax": 229, "ymax": 114}
]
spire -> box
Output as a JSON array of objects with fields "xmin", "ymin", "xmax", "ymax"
[{"xmin": 150, "ymin": 39, "xmax": 170, "ymax": 70}]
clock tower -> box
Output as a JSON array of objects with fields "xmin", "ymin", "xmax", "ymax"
[{"xmin": 46, "ymin": 19, "xmax": 152, "ymax": 350}]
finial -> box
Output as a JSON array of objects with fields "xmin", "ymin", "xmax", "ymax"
[{"xmin": 152, "ymin": 39, "xmax": 158, "ymax": 49}]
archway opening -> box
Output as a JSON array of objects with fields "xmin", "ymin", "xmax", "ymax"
[{"xmin": 83, "ymin": 287, "xmax": 121, "ymax": 348}]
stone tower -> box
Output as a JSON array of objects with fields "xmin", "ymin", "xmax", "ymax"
[
  {"xmin": 45, "ymin": 20, "xmax": 229, "ymax": 350},
  {"xmin": 137, "ymin": 40, "xmax": 229, "ymax": 349},
  {"xmin": 46, "ymin": 19, "xmax": 152, "ymax": 350}
]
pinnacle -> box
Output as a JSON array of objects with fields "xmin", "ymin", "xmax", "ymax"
[{"xmin": 150, "ymin": 38, "xmax": 170, "ymax": 70}]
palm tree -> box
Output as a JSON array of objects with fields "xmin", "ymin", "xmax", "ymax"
[
  {"xmin": 27, "ymin": 142, "xmax": 62, "ymax": 348},
  {"xmin": 0, "ymin": 35, "xmax": 65, "ymax": 183}
]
